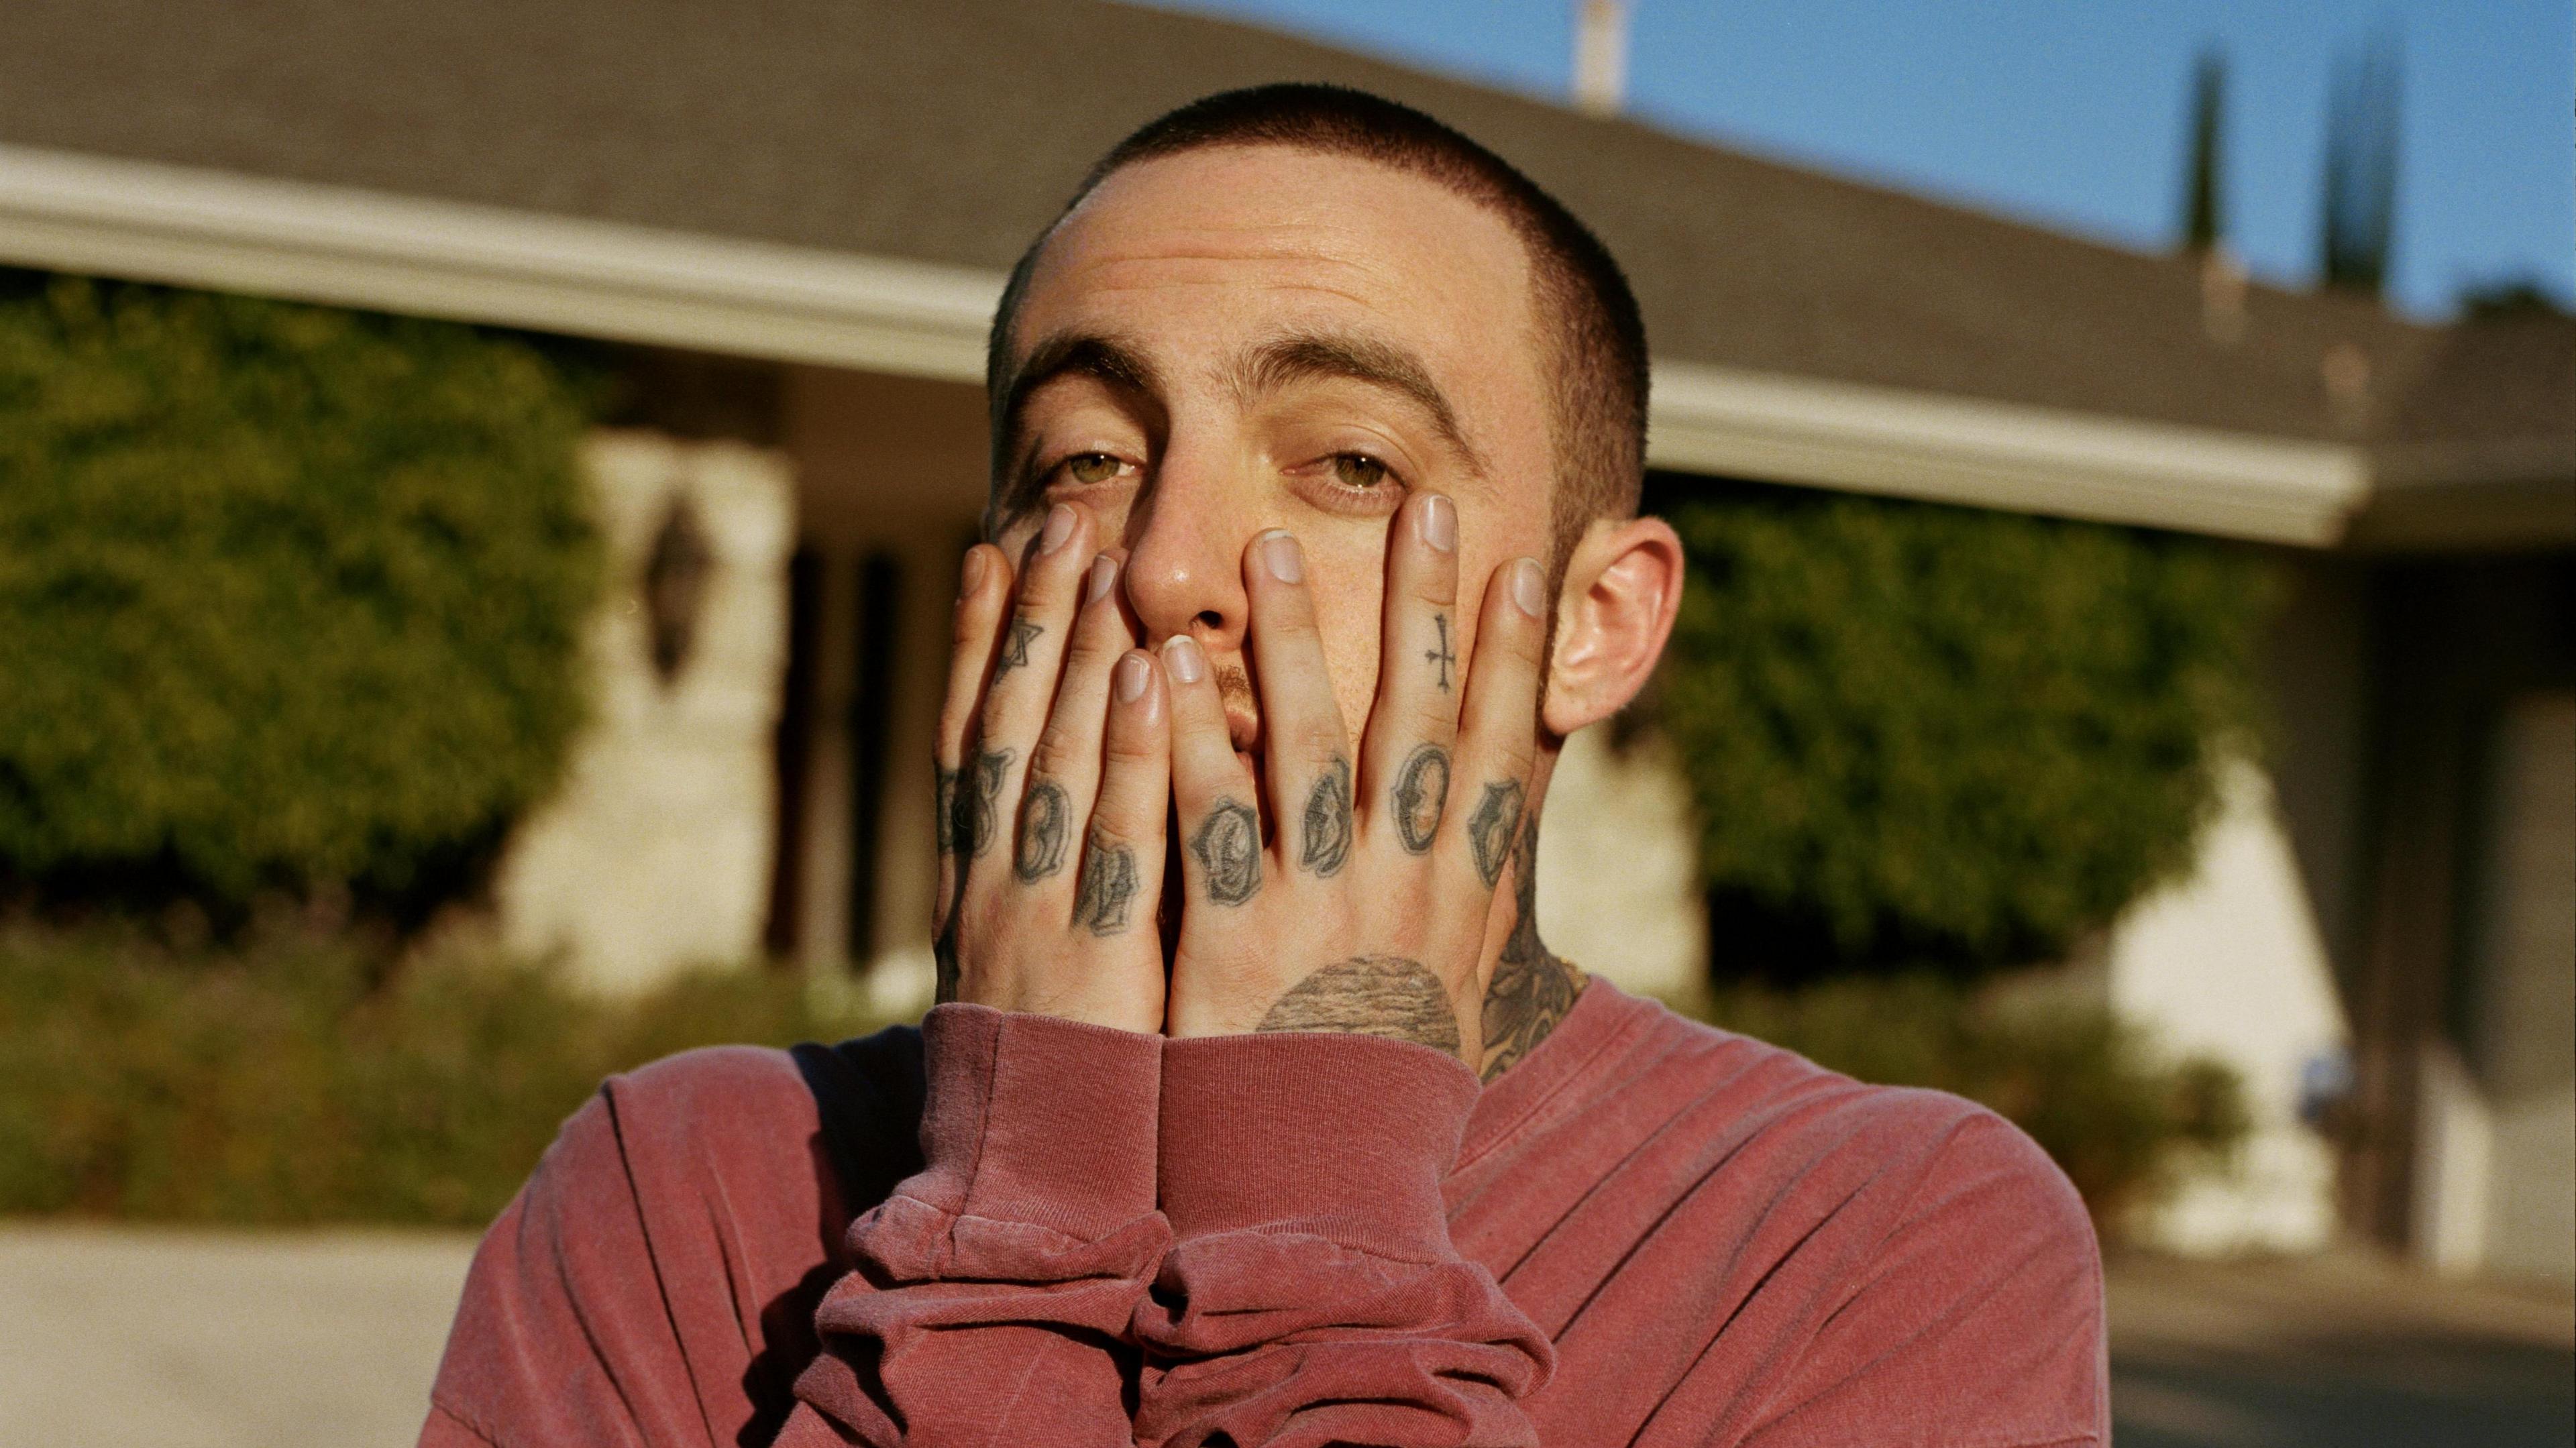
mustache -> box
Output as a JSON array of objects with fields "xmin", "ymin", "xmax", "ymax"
[{"xmin": 1215, "ymin": 662, "xmax": 1257, "ymax": 714}]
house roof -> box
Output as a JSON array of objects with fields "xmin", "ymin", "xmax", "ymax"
[{"xmin": 1, "ymin": 0, "xmax": 2565, "ymax": 545}]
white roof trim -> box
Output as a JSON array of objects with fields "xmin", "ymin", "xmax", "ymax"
[
  {"xmin": 0, "ymin": 142, "xmax": 1002, "ymax": 379},
  {"xmin": 0, "ymin": 142, "xmax": 2371, "ymax": 545},
  {"xmin": 1651, "ymin": 364, "xmax": 2369, "ymax": 545}
]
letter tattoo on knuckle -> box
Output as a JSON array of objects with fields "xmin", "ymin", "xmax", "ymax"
[
  {"xmin": 1299, "ymin": 757, "xmax": 1354, "ymax": 877},
  {"xmin": 1014, "ymin": 778, "xmax": 1071, "ymax": 883},
  {"xmin": 1257, "ymin": 956, "xmax": 1461, "ymax": 1056},
  {"xmin": 1466, "ymin": 779, "xmax": 1526, "ymax": 889},
  {"xmin": 934, "ymin": 765, "xmax": 960, "ymax": 855},
  {"xmin": 961, "ymin": 747, "xmax": 1012, "ymax": 857},
  {"xmin": 994, "ymin": 616, "xmax": 1043, "ymax": 679},
  {"xmin": 1074, "ymin": 828, "xmax": 1138, "ymax": 935},
  {"xmin": 1391, "ymin": 744, "xmax": 1450, "ymax": 855},
  {"xmin": 1190, "ymin": 798, "xmax": 1262, "ymax": 905}
]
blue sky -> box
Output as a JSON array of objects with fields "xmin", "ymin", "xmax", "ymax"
[{"xmin": 1147, "ymin": 0, "xmax": 2575, "ymax": 319}]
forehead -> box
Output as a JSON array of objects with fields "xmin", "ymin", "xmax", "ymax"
[{"xmin": 1011, "ymin": 144, "xmax": 1547, "ymax": 410}]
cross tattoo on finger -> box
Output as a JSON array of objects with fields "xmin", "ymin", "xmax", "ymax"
[{"xmin": 1425, "ymin": 612, "xmax": 1456, "ymax": 691}]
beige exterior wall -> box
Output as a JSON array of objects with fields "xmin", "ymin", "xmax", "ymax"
[
  {"xmin": 494, "ymin": 431, "xmax": 796, "ymax": 993},
  {"xmin": 2418, "ymin": 691, "xmax": 2576, "ymax": 1284},
  {"xmin": 2106, "ymin": 757, "xmax": 2351, "ymax": 1253},
  {"xmin": 1536, "ymin": 728, "xmax": 1708, "ymax": 999}
]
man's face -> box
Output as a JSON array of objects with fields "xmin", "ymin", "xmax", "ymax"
[{"xmin": 992, "ymin": 144, "xmax": 1558, "ymax": 760}]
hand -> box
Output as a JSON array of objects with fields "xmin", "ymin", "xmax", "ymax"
[
  {"xmin": 932, "ymin": 502, "xmax": 1168, "ymax": 1033},
  {"xmin": 1158, "ymin": 492, "xmax": 1550, "ymax": 1062}
]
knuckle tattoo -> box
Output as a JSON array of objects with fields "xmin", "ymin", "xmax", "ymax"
[
  {"xmin": 1014, "ymin": 778, "xmax": 1071, "ymax": 883},
  {"xmin": 933, "ymin": 766, "xmax": 960, "ymax": 854},
  {"xmin": 958, "ymin": 747, "xmax": 1013, "ymax": 857},
  {"xmin": 1075, "ymin": 828, "xmax": 1140, "ymax": 935},
  {"xmin": 1190, "ymin": 797, "xmax": 1263, "ymax": 905},
  {"xmin": 1256, "ymin": 955, "xmax": 1460, "ymax": 1057},
  {"xmin": 1466, "ymin": 779, "xmax": 1526, "ymax": 889},
  {"xmin": 1391, "ymin": 744, "xmax": 1451, "ymax": 855},
  {"xmin": 993, "ymin": 616, "xmax": 1043, "ymax": 679},
  {"xmin": 1299, "ymin": 757, "xmax": 1354, "ymax": 877}
]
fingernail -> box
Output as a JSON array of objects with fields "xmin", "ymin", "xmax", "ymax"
[
  {"xmin": 1419, "ymin": 494, "xmax": 1457, "ymax": 553},
  {"xmin": 1161, "ymin": 634, "xmax": 1206, "ymax": 685},
  {"xmin": 1260, "ymin": 530, "xmax": 1303, "ymax": 584},
  {"xmin": 1115, "ymin": 651, "xmax": 1152, "ymax": 703},
  {"xmin": 1510, "ymin": 557, "xmax": 1546, "ymax": 618},
  {"xmin": 1038, "ymin": 503, "xmax": 1077, "ymax": 555},
  {"xmin": 1085, "ymin": 552, "xmax": 1119, "ymax": 604},
  {"xmin": 958, "ymin": 546, "xmax": 987, "ymax": 600}
]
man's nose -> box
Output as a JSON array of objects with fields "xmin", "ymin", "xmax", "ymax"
[{"xmin": 1121, "ymin": 446, "xmax": 1257, "ymax": 653}]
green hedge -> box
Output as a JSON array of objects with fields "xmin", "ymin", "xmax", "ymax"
[
  {"xmin": 0, "ymin": 926, "xmax": 896, "ymax": 1225},
  {"xmin": 0, "ymin": 276, "xmax": 600, "ymax": 911},
  {"xmin": 0, "ymin": 926, "xmax": 2238, "ymax": 1237},
  {"xmin": 1656, "ymin": 483, "xmax": 2269, "ymax": 977}
]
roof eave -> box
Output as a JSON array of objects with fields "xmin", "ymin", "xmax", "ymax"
[{"xmin": 0, "ymin": 142, "xmax": 2381, "ymax": 547}]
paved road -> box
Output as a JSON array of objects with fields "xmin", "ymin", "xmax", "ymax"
[
  {"xmin": 2106, "ymin": 1253, "xmax": 2574, "ymax": 1448},
  {"xmin": 2, "ymin": 1225, "xmax": 2568, "ymax": 1447},
  {"xmin": 0, "ymin": 1225, "xmax": 476, "ymax": 1448}
]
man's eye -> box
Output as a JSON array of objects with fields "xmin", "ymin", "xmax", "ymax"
[
  {"xmin": 1065, "ymin": 453, "xmax": 1127, "ymax": 485},
  {"xmin": 1328, "ymin": 453, "xmax": 1392, "ymax": 490}
]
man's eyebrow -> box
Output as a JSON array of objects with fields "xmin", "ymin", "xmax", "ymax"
[
  {"xmin": 993, "ymin": 331, "xmax": 1161, "ymax": 519},
  {"xmin": 999, "ymin": 331, "xmax": 1161, "ymax": 443},
  {"xmin": 1232, "ymin": 332, "xmax": 1489, "ymax": 475}
]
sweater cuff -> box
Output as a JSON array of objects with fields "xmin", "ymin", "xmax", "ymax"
[
  {"xmin": 908, "ymin": 1003, "xmax": 1162, "ymax": 1239},
  {"xmin": 1158, "ymin": 1031, "xmax": 1481, "ymax": 1261}
]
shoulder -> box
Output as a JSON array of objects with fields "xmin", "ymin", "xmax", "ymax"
[
  {"xmin": 1558, "ymin": 996, "xmax": 2107, "ymax": 1439},
  {"xmin": 1589, "ymin": 994, "xmax": 2072, "ymax": 1184},
  {"xmin": 576, "ymin": 1025, "xmax": 929, "ymax": 1214},
  {"xmin": 1658, "ymin": 1001, "xmax": 2092, "ymax": 1240}
]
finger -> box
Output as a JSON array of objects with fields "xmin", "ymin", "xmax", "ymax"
[
  {"xmin": 966, "ymin": 502, "xmax": 1095, "ymax": 865},
  {"xmin": 1444, "ymin": 557, "xmax": 1548, "ymax": 901},
  {"xmin": 1075, "ymin": 649, "xmax": 1169, "ymax": 940},
  {"xmin": 1019, "ymin": 553, "xmax": 1132, "ymax": 892},
  {"xmin": 1358, "ymin": 492, "xmax": 1462, "ymax": 860},
  {"xmin": 1242, "ymin": 530, "xmax": 1355, "ymax": 880},
  {"xmin": 935, "ymin": 542, "xmax": 1010, "ymax": 928},
  {"xmin": 1162, "ymin": 634, "xmax": 1265, "ymax": 914}
]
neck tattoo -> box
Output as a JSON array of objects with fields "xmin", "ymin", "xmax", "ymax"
[{"xmin": 1478, "ymin": 813, "xmax": 1584, "ymax": 1081}]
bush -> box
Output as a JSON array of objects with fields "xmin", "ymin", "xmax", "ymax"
[
  {"xmin": 1676, "ymin": 975, "xmax": 2248, "ymax": 1233},
  {"xmin": 0, "ymin": 924, "xmax": 900, "ymax": 1226},
  {"xmin": 0, "ymin": 276, "xmax": 601, "ymax": 912},
  {"xmin": 1654, "ymin": 482, "xmax": 2270, "ymax": 977}
]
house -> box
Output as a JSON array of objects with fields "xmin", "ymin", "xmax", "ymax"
[{"xmin": 3, "ymin": 0, "xmax": 2567, "ymax": 1280}]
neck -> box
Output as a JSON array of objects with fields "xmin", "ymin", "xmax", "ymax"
[{"xmin": 1475, "ymin": 779, "xmax": 1585, "ymax": 1082}]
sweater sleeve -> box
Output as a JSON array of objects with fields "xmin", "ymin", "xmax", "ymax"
[
  {"xmin": 782, "ymin": 1003, "xmax": 1171, "ymax": 1447},
  {"xmin": 1132, "ymin": 1034, "xmax": 1555, "ymax": 1448}
]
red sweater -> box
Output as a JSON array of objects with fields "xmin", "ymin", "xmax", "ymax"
[{"xmin": 423, "ymin": 979, "xmax": 2107, "ymax": 1446}]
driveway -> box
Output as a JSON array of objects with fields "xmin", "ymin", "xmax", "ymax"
[
  {"xmin": 2107, "ymin": 1251, "xmax": 2574, "ymax": 1447},
  {"xmin": 0, "ymin": 1225, "xmax": 477, "ymax": 1448},
  {"xmin": 2, "ymin": 1225, "xmax": 2569, "ymax": 1446}
]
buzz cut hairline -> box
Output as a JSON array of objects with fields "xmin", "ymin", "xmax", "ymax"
[{"xmin": 982, "ymin": 83, "xmax": 1652, "ymax": 565}]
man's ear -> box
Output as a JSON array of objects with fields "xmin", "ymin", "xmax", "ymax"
[{"xmin": 1542, "ymin": 514, "xmax": 1684, "ymax": 737}]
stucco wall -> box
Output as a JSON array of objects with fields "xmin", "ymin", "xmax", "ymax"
[
  {"xmin": 493, "ymin": 431, "xmax": 795, "ymax": 993},
  {"xmin": 2107, "ymin": 757, "xmax": 2351, "ymax": 1253}
]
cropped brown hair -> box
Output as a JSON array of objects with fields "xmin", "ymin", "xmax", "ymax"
[{"xmin": 986, "ymin": 84, "xmax": 1650, "ymax": 564}]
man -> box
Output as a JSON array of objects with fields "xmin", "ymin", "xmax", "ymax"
[{"xmin": 425, "ymin": 85, "xmax": 2106, "ymax": 1447}]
